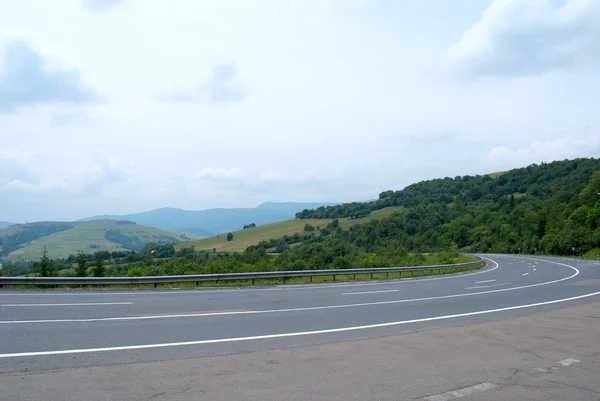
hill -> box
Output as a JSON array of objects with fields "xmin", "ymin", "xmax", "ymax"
[
  {"xmin": 175, "ymin": 206, "xmax": 404, "ymax": 253},
  {"xmin": 0, "ymin": 221, "xmax": 16, "ymax": 229},
  {"xmin": 81, "ymin": 202, "xmax": 339, "ymax": 237},
  {"xmin": 0, "ymin": 220, "xmax": 183, "ymax": 261},
  {"xmin": 295, "ymin": 158, "xmax": 600, "ymax": 256}
]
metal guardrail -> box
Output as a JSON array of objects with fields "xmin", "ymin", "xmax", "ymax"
[{"xmin": 0, "ymin": 257, "xmax": 484, "ymax": 287}]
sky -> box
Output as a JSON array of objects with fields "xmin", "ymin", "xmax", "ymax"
[{"xmin": 1, "ymin": 0, "xmax": 599, "ymax": 222}]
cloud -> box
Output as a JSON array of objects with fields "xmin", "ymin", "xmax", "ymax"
[
  {"xmin": 260, "ymin": 171, "xmax": 284, "ymax": 180},
  {"xmin": 486, "ymin": 134, "xmax": 600, "ymax": 171},
  {"xmin": 0, "ymin": 37, "xmax": 100, "ymax": 113},
  {"xmin": 82, "ymin": 0, "xmax": 123, "ymax": 12},
  {"xmin": 197, "ymin": 167, "xmax": 246, "ymax": 180},
  {"xmin": 446, "ymin": 0, "xmax": 600, "ymax": 80},
  {"xmin": 161, "ymin": 61, "xmax": 246, "ymax": 105},
  {"xmin": 0, "ymin": 150, "xmax": 132, "ymax": 196}
]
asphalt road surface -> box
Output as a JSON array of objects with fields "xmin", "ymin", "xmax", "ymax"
[{"xmin": 1, "ymin": 254, "xmax": 599, "ymax": 400}]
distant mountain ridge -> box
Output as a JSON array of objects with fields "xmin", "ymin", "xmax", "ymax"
[
  {"xmin": 0, "ymin": 221, "xmax": 16, "ymax": 229},
  {"xmin": 80, "ymin": 202, "xmax": 339, "ymax": 237}
]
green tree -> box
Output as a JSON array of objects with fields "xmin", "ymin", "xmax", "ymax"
[
  {"xmin": 75, "ymin": 252, "xmax": 87, "ymax": 277},
  {"xmin": 39, "ymin": 246, "xmax": 51, "ymax": 277},
  {"xmin": 227, "ymin": 232, "xmax": 234, "ymax": 241},
  {"xmin": 92, "ymin": 258, "xmax": 105, "ymax": 277},
  {"xmin": 304, "ymin": 223, "xmax": 315, "ymax": 232}
]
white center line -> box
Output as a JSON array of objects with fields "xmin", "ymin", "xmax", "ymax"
[
  {"xmin": 475, "ymin": 279, "xmax": 496, "ymax": 284},
  {"xmin": 425, "ymin": 382, "xmax": 497, "ymax": 401},
  {"xmin": 1, "ymin": 302, "xmax": 133, "ymax": 307},
  {"xmin": 342, "ymin": 290, "xmax": 398, "ymax": 295},
  {"xmin": 522, "ymin": 273, "xmax": 529, "ymax": 276},
  {"xmin": 465, "ymin": 283, "xmax": 510, "ymax": 290}
]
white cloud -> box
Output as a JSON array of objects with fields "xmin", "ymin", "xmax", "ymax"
[
  {"xmin": 161, "ymin": 61, "xmax": 246, "ymax": 105},
  {"xmin": 446, "ymin": 0, "xmax": 600, "ymax": 80},
  {"xmin": 486, "ymin": 134, "xmax": 600, "ymax": 171},
  {"xmin": 0, "ymin": 31, "xmax": 100, "ymax": 112},
  {"xmin": 197, "ymin": 167, "xmax": 246, "ymax": 179},
  {"xmin": 260, "ymin": 171, "xmax": 283, "ymax": 180},
  {"xmin": 0, "ymin": 150, "xmax": 132, "ymax": 196}
]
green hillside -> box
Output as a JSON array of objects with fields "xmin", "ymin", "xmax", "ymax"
[
  {"xmin": 0, "ymin": 220, "xmax": 184, "ymax": 261},
  {"xmin": 175, "ymin": 206, "xmax": 404, "ymax": 253}
]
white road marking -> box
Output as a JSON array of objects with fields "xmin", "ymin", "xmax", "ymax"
[
  {"xmin": 1, "ymin": 291, "xmax": 598, "ymax": 359},
  {"xmin": 0, "ymin": 258, "xmax": 581, "ymax": 325},
  {"xmin": 342, "ymin": 290, "xmax": 398, "ymax": 295},
  {"xmin": 465, "ymin": 283, "xmax": 510, "ymax": 290},
  {"xmin": 0, "ymin": 259, "xmax": 499, "ymax": 297},
  {"xmin": 522, "ymin": 273, "xmax": 529, "ymax": 276},
  {"xmin": 425, "ymin": 382, "xmax": 497, "ymax": 401},
  {"xmin": 475, "ymin": 280, "xmax": 496, "ymax": 284},
  {"xmin": 1, "ymin": 302, "xmax": 133, "ymax": 307},
  {"xmin": 534, "ymin": 358, "xmax": 580, "ymax": 373}
]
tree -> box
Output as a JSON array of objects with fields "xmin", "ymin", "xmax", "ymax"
[
  {"xmin": 304, "ymin": 223, "xmax": 315, "ymax": 232},
  {"xmin": 75, "ymin": 252, "xmax": 87, "ymax": 277},
  {"xmin": 92, "ymin": 258, "xmax": 105, "ymax": 277},
  {"xmin": 39, "ymin": 246, "xmax": 51, "ymax": 277},
  {"xmin": 227, "ymin": 233, "xmax": 234, "ymax": 241}
]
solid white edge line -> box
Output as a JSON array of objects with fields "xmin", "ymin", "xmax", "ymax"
[
  {"xmin": 1, "ymin": 302, "xmax": 133, "ymax": 307},
  {"xmin": 0, "ymin": 257, "xmax": 581, "ymax": 325},
  {"xmin": 1, "ymin": 290, "xmax": 599, "ymax": 358},
  {"xmin": 523, "ymin": 273, "xmax": 529, "ymax": 276},
  {"xmin": 0, "ymin": 258, "xmax": 499, "ymax": 297},
  {"xmin": 475, "ymin": 280, "xmax": 496, "ymax": 284},
  {"xmin": 342, "ymin": 290, "xmax": 399, "ymax": 295}
]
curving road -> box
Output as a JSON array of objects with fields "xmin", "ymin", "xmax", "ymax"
[{"xmin": 1, "ymin": 254, "xmax": 600, "ymax": 375}]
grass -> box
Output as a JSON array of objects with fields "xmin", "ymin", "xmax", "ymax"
[
  {"xmin": 488, "ymin": 171, "xmax": 507, "ymax": 179},
  {"xmin": 174, "ymin": 207, "xmax": 405, "ymax": 253},
  {"xmin": 583, "ymin": 248, "xmax": 600, "ymax": 261},
  {"xmin": 2, "ymin": 220, "xmax": 184, "ymax": 261}
]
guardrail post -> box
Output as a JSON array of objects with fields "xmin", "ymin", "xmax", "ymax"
[
  {"xmin": 370, "ymin": 272, "xmax": 373, "ymax": 279},
  {"xmin": 283, "ymin": 277, "xmax": 286, "ymax": 284},
  {"xmin": 386, "ymin": 272, "xmax": 389, "ymax": 278},
  {"xmin": 252, "ymin": 278, "xmax": 255, "ymax": 285},
  {"xmin": 196, "ymin": 281, "xmax": 199, "ymax": 287},
  {"xmin": 154, "ymin": 283, "xmax": 157, "ymax": 288},
  {"xmin": 309, "ymin": 276, "xmax": 312, "ymax": 283},
  {"xmin": 353, "ymin": 273, "xmax": 356, "ymax": 280},
  {"xmin": 333, "ymin": 274, "xmax": 336, "ymax": 281}
]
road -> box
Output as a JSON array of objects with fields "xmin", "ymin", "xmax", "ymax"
[{"xmin": 1, "ymin": 254, "xmax": 599, "ymax": 400}]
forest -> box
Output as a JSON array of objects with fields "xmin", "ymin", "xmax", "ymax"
[{"xmin": 296, "ymin": 158, "xmax": 600, "ymax": 256}]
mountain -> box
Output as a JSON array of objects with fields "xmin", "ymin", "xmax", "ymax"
[
  {"xmin": 80, "ymin": 202, "xmax": 339, "ymax": 236},
  {"xmin": 0, "ymin": 221, "xmax": 16, "ymax": 229},
  {"xmin": 0, "ymin": 220, "xmax": 183, "ymax": 261}
]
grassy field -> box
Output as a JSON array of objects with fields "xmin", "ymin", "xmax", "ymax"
[
  {"xmin": 487, "ymin": 171, "xmax": 507, "ymax": 179},
  {"xmin": 175, "ymin": 206, "xmax": 405, "ymax": 253},
  {"xmin": 2, "ymin": 220, "xmax": 184, "ymax": 261}
]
